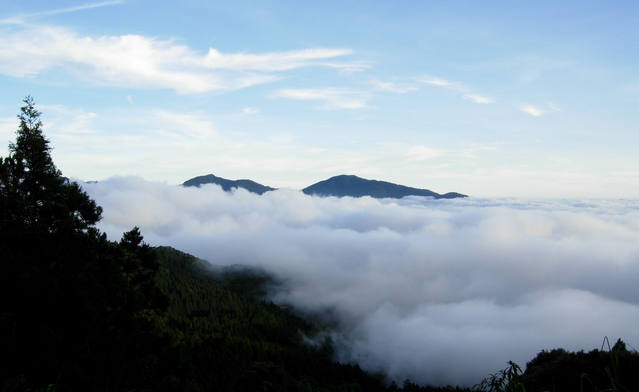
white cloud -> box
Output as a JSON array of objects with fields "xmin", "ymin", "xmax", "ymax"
[
  {"xmin": 520, "ymin": 104, "xmax": 545, "ymax": 117},
  {"xmin": 0, "ymin": 117, "xmax": 17, "ymax": 155},
  {"xmin": 546, "ymin": 102, "xmax": 562, "ymax": 112},
  {"xmin": 462, "ymin": 93, "xmax": 494, "ymax": 104},
  {"xmin": 519, "ymin": 102, "xmax": 564, "ymax": 117},
  {"xmin": 406, "ymin": 145, "xmax": 444, "ymax": 160},
  {"xmin": 242, "ymin": 107, "xmax": 260, "ymax": 115},
  {"xmin": 0, "ymin": 24, "xmax": 360, "ymax": 94},
  {"xmin": 40, "ymin": 104, "xmax": 98, "ymax": 135},
  {"xmin": 203, "ymin": 48, "xmax": 363, "ymax": 72},
  {"xmin": 151, "ymin": 110, "xmax": 217, "ymax": 139},
  {"xmin": 420, "ymin": 77, "xmax": 455, "ymax": 88},
  {"xmin": 0, "ymin": 0, "xmax": 124, "ymax": 24},
  {"xmin": 273, "ymin": 88, "xmax": 368, "ymax": 110},
  {"xmin": 85, "ymin": 178, "xmax": 639, "ymax": 386},
  {"xmin": 419, "ymin": 76, "xmax": 494, "ymax": 104},
  {"xmin": 371, "ymin": 80, "xmax": 417, "ymax": 94}
]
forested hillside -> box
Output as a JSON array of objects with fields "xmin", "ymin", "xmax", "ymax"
[
  {"xmin": 151, "ymin": 245, "xmax": 394, "ymax": 391},
  {"xmin": 2, "ymin": 98, "xmax": 638, "ymax": 391}
]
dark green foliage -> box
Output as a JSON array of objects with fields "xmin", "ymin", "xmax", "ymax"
[
  {"xmin": 0, "ymin": 98, "xmax": 169, "ymax": 391},
  {"xmin": 151, "ymin": 246, "xmax": 392, "ymax": 391},
  {"xmin": 182, "ymin": 173, "xmax": 276, "ymax": 195},
  {"xmin": 302, "ymin": 175, "xmax": 467, "ymax": 199},
  {"xmin": 473, "ymin": 362, "xmax": 526, "ymax": 392},
  {"xmin": 1, "ymin": 96, "xmax": 102, "ymax": 232},
  {"xmin": 519, "ymin": 339, "xmax": 639, "ymax": 392}
]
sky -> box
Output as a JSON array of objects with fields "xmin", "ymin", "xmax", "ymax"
[{"xmin": 1, "ymin": 1, "xmax": 639, "ymax": 197}]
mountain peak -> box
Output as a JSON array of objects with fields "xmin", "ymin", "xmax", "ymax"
[
  {"xmin": 182, "ymin": 173, "xmax": 276, "ymax": 195},
  {"xmin": 183, "ymin": 173, "xmax": 466, "ymax": 199},
  {"xmin": 302, "ymin": 174, "xmax": 466, "ymax": 199}
]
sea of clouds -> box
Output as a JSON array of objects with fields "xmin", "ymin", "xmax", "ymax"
[{"xmin": 84, "ymin": 177, "xmax": 639, "ymax": 386}]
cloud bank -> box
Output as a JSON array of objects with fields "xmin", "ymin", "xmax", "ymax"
[{"xmin": 85, "ymin": 178, "xmax": 639, "ymax": 386}]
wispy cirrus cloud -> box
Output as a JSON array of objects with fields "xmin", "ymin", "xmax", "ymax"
[
  {"xmin": 242, "ymin": 107, "xmax": 260, "ymax": 115},
  {"xmin": 519, "ymin": 102, "xmax": 562, "ymax": 117},
  {"xmin": 0, "ymin": 0, "xmax": 124, "ymax": 24},
  {"xmin": 406, "ymin": 145, "xmax": 444, "ymax": 161},
  {"xmin": 0, "ymin": 23, "xmax": 361, "ymax": 94},
  {"xmin": 203, "ymin": 48, "xmax": 367, "ymax": 72},
  {"xmin": 520, "ymin": 104, "xmax": 545, "ymax": 117},
  {"xmin": 419, "ymin": 76, "xmax": 494, "ymax": 104},
  {"xmin": 371, "ymin": 80, "xmax": 417, "ymax": 94},
  {"xmin": 273, "ymin": 88, "xmax": 368, "ymax": 110},
  {"xmin": 0, "ymin": 117, "xmax": 17, "ymax": 155},
  {"xmin": 462, "ymin": 93, "xmax": 494, "ymax": 104},
  {"xmin": 420, "ymin": 77, "xmax": 455, "ymax": 88}
]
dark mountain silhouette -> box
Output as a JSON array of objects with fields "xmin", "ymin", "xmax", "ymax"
[
  {"xmin": 184, "ymin": 173, "xmax": 467, "ymax": 199},
  {"xmin": 182, "ymin": 173, "xmax": 276, "ymax": 195},
  {"xmin": 302, "ymin": 174, "xmax": 467, "ymax": 199}
]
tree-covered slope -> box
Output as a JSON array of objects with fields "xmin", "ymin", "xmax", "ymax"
[{"xmin": 152, "ymin": 246, "xmax": 395, "ymax": 391}]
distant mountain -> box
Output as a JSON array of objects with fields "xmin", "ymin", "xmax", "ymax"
[
  {"xmin": 183, "ymin": 173, "xmax": 467, "ymax": 199},
  {"xmin": 182, "ymin": 174, "xmax": 275, "ymax": 195},
  {"xmin": 302, "ymin": 174, "xmax": 467, "ymax": 199}
]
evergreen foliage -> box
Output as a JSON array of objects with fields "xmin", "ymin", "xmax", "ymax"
[
  {"xmin": 518, "ymin": 338, "xmax": 639, "ymax": 392},
  {"xmin": 0, "ymin": 97, "xmax": 168, "ymax": 391},
  {"xmin": 151, "ymin": 246, "xmax": 393, "ymax": 391}
]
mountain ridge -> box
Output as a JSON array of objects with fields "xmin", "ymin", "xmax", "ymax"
[
  {"xmin": 302, "ymin": 174, "xmax": 467, "ymax": 199},
  {"xmin": 182, "ymin": 173, "xmax": 276, "ymax": 195},
  {"xmin": 183, "ymin": 173, "xmax": 467, "ymax": 199}
]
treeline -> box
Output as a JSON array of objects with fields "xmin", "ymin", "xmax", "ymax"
[{"xmin": 1, "ymin": 98, "xmax": 638, "ymax": 391}]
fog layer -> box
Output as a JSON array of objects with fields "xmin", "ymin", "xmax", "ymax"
[{"xmin": 85, "ymin": 178, "xmax": 639, "ymax": 386}]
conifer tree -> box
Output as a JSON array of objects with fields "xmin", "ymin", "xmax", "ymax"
[
  {"xmin": 2, "ymin": 95, "xmax": 102, "ymax": 232},
  {"xmin": 0, "ymin": 97, "xmax": 165, "ymax": 391}
]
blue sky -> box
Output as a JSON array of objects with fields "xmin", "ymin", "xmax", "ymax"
[{"xmin": 1, "ymin": 0, "xmax": 638, "ymax": 197}]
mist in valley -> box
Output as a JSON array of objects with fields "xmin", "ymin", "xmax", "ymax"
[{"xmin": 85, "ymin": 178, "xmax": 639, "ymax": 385}]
